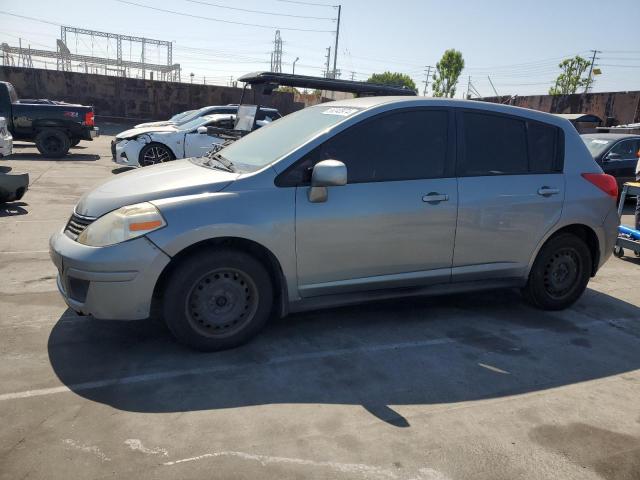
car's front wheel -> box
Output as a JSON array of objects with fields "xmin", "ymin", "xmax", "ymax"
[
  {"xmin": 523, "ymin": 233, "xmax": 592, "ymax": 310},
  {"xmin": 139, "ymin": 143, "xmax": 175, "ymax": 166},
  {"xmin": 162, "ymin": 249, "xmax": 274, "ymax": 351}
]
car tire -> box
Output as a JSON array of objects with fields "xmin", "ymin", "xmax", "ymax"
[
  {"xmin": 522, "ymin": 233, "xmax": 592, "ymax": 311},
  {"xmin": 35, "ymin": 129, "xmax": 71, "ymax": 158},
  {"xmin": 162, "ymin": 249, "xmax": 274, "ymax": 351},
  {"xmin": 70, "ymin": 138, "xmax": 81, "ymax": 147},
  {"xmin": 139, "ymin": 143, "xmax": 175, "ymax": 166}
]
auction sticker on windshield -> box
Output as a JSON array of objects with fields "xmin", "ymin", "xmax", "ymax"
[{"xmin": 322, "ymin": 107, "xmax": 360, "ymax": 117}]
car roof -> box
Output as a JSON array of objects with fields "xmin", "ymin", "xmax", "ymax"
[
  {"xmin": 314, "ymin": 96, "xmax": 572, "ymax": 128},
  {"xmin": 581, "ymin": 133, "xmax": 640, "ymax": 141}
]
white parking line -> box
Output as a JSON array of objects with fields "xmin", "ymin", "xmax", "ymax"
[
  {"xmin": 0, "ymin": 317, "xmax": 634, "ymax": 403},
  {"xmin": 163, "ymin": 450, "xmax": 451, "ymax": 479}
]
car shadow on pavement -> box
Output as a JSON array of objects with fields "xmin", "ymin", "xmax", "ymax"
[
  {"xmin": 6, "ymin": 152, "xmax": 101, "ymax": 161},
  {"xmin": 47, "ymin": 288, "xmax": 640, "ymax": 427}
]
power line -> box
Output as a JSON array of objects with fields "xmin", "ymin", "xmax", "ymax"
[
  {"xmin": 181, "ymin": 0, "xmax": 336, "ymax": 20},
  {"xmin": 113, "ymin": 0, "xmax": 336, "ymax": 33},
  {"xmin": 275, "ymin": 0, "xmax": 338, "ymax": 7},
  {"xmin": 0, "ymin": 11, "xmax": 61, "ymax": 27}
]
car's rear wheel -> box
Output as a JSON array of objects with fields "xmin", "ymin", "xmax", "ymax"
[
  {"xmin": 35, "ymin": 129, "xmax": 70, "ymax": 158},
  {"xmin": 139, "ymin": 143, "xmax": 175, "ymax": 166},
  {"xmin": 162, "ymin": 249, "xmax": 273, "ymax": 351},
  {"xmin": 70, "ymin": 138, "xmax": 81, "ymax": 147},
  {"xmin": 523, "ymin": 233, "xmax": 592, "ymax": 310}
]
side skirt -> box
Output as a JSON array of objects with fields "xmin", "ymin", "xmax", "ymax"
[{"xmin": 287, "ymin": 278, "xmax": 526, "ymax": 314}]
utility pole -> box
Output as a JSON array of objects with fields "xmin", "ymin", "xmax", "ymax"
[
  {"xmin": 487, "ymin": 76, "xmax": 500, "ymax": 99},
  {"xmin": 332, "ymin": 4, "xmax": 341, "ymax": 79},
  {"xmin": 422, "ymin": 65, "xmax": 432, "ymax": 96},
  {"xmin": 350, "ymin": 71, "xmax": 355, "ymax": 81},
  {"xmin": 466, "ymin": 75, "xmax": 471, "ymax": 99},
  {"xmin": 584, "ymin": 49, "xmax": 600, "ymax": 94},
  {"xmin": 293, "ymin": 57, "xmax": 299, "ymax": 75},
  {"xmin": 324, "ymin": 47, "xmax": 331, "ymax": 78}
]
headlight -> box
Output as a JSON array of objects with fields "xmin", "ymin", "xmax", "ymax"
[{"xmin": 77, "ymin": 202, "xmax": 166, "ymax": 247}]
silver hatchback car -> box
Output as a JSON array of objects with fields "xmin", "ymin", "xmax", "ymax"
[{"xmin": 50, "ymin": 97, "xmax": 620, "ymax": 351}]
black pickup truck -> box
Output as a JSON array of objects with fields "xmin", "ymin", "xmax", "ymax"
[{"xmin": 0, "ymin": 81, "xmax": 99, "ymax": 158}]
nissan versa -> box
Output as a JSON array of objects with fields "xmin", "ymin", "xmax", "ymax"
[{"xmin": 49, "ymin": 97, "xmax": 620, "ymax": 351}]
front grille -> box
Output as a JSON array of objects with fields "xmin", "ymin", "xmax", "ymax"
[{"xmin": 64, "ymin": 212, "xmax": 96, "ymax": 240}]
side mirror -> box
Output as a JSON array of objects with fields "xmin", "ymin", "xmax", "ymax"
[
  {"xmin": 196, "ymin": 126, "xmax": 208, "ymax": 134},
  {"xmin": 308, "ymin": 160, "xmax": 347, "ymax": 203},
  {"xmin": 605, "ymin": 152, "xmax": 622, "ymax": 161}
]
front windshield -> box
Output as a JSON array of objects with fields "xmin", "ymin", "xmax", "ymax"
[
  {"xmin": 171, "ymin": 110, "xmax": 194, "ymax": 122},
  {"xmin": 582, "ymin": 136, "xmax": 614, "ymax": 157},
  {"xmin": 176, "ymin": 116, "xmax": 214, "ymax": 132},
  {"xmin": 220, "ymin": 105, "xmax": 363, "ymax": 171}
]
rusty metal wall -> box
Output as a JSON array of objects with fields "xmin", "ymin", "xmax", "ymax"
[
  {"xmin": 479, "ymin": 91, "xmax": 640, "ymax": 125},
  {"xmin": 0, "ymin": 67, "xmax": 305, "ymax": 120}
]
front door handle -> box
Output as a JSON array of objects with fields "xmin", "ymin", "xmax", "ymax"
[
  {"xmin": 422, "ymin": 192, "xmax": 449, "ymax": 204},
  {"xmin": 537, "ymin": 187, "xmax": 560, "ymax": 197}
]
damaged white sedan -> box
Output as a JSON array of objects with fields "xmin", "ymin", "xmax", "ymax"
[{"xmin": 111, "ymin": 114, "xmax": 234, "ymax": 167}]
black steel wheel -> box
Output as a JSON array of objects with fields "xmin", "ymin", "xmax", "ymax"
[
  {"xmin": 186, "ymin": 268, "xmax": 259, "ymax": 338},
  {"xmin": 139, "ymin": 143, "xmax": 175, "ymax": 166},
  {"xmin": 35, "ymin": 129, "xmax": 70, "ymax": 158},
  {"xmin": 614, "ymin": 246, "xmax": 624, "ymax": 258},
  {"xmin": 163, "ymin": 249, "xmax": 274, "ymax": 351},
  {"xmin": 523, "ymin": 233, "xmax": 591, "ymax": 310}
]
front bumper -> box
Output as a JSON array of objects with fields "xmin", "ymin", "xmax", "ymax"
[
  {"xmin": 49, "ymin": 230, "xmax": 171, "ymax": 320},
  {"xmin": 0, "ymin": 135, "xmax": 13, "ymax": 157},
  {"xmin": 0, "ymin": 172, "xmax": 28, "ymax": 201},
  {"xmin": 111, "ymin": 139, "xmax": 142, "ymax": 167}
]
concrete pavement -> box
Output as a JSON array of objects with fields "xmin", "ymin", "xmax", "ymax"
[{"xmin": 1, "ymin": 130, "xmax": 639, "ymax": 480}]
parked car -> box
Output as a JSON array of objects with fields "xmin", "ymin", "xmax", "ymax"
[
  {"xmin": 581, "ymin": 133, "xmax": 640, "ymax": 192},
  {"xmin": 50, "ymin": 97, "xmax": 619, "ymax": 351},
  {"xmin": 134, "ymin": 105, "xmax": 281, "ymax": 129},
  {"xmin": 0, "ymin": 81, "xmax": 99, "ymax": 157},
  {"xmin": 112, "ymin": 114, "xmax": 234, "ymax": 167},
  {"xmin": 0, "ymin": 117, "xmax": 29, "ymax": 203}
]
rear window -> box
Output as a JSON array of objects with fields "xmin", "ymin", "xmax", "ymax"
[{"xmin": 460, "ymin": 111, "xmax": 563, "ymax": 176}]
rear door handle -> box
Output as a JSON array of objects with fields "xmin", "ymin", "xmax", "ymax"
[
  {"xmin": 537, "ymin": 187, "xmax": 560, "ymax": 197},
  {"xmin": 422, "ymin": 192, "xmax": 449, "ymax": 204}
]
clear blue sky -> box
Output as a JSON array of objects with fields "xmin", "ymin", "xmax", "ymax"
[{"xmin": 1, "ymin": 0, "xmax": 639, "ymax": 96}]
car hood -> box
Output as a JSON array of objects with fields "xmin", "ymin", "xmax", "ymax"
[
  {"xmin": 75, "ymin": 159, "xmax": 238, "ymax": 218},
  {"xmin": 134, "ymin": 121, "xmax": 175, "ymax": 129},
  {"xmin": 116, "ymin": 125, "xmax": 178, "ymax": 139}
]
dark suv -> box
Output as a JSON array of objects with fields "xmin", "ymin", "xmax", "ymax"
[{"xmin": 581, "ymin": 133, "xmax": 640, "ymax": 191}]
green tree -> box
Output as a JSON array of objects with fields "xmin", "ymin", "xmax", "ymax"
[
  {"xmin": 549, "ymin": 55, "xmax": 591, "ymax": 95},
  {"xmin": 431, "ymin": 49, "xmax": 465, "ymax": 98},
  {"xmin": 367, "ymin": 72, "xmax": 417, "ymax": 92}
]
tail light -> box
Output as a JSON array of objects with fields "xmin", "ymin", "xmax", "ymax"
[
  {"xmin": 581, "ymin": 173, "xmax": 618, "ymax": 199},
  {"xmin": 84, "ymin": 111, "xmax": 95, "ymax": 127}
]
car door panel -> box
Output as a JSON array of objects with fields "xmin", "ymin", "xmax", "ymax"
[
  {"xmin": 184, "ymin": 131, "xmax": 223, "ymax": 158},
  {"xmin": 295, "ymin": 178, "xmax": 458, "ymax": 295},
  {"xmin": 454, "ymin": 174, "xmax": 564, "ymax": 280},
  {"xmin": 290, "ymin": 107, "xmax": 458, "ymax": 297},
  {"xmin": 452, "ymin": 109, "xmax": 565, "ymax": 281}
]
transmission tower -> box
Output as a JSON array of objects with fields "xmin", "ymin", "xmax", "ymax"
[{"xmin": 270, "ymin": 30, "xmax": 283, "ymax": 73}]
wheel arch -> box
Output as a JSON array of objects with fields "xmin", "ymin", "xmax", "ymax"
[
  {"xmin": 530, "ymin": 223, "xmax": 601, "ymax": 277},
  {"xmin": 152, "ymin": 236, "xmax": 288, "ymax": 318},
  {"xmin": 138, "ymin": 141, "xmax": 177, "ymax": 164}
]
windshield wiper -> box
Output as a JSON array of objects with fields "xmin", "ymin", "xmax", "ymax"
[{"xmin": 205, "ymin": 152, "xmax": 235, "ymax": 172}]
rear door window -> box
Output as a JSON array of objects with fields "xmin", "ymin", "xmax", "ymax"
[{"xmin": 460, "ymin": 111, "xmax": 562, "ymax": 176}]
